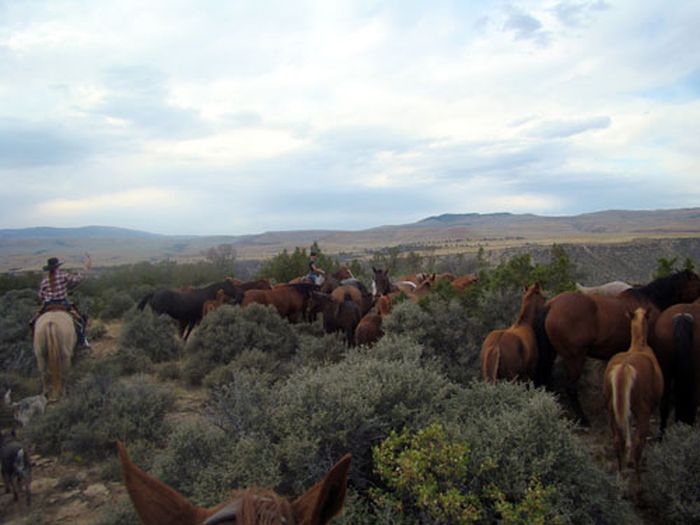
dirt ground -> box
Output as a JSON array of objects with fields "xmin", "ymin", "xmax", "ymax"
[{"xmin": 1, "ymin": 323, "xmax": 661, "ymax": 524}]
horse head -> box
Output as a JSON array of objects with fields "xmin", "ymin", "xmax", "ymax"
[
  {"xmin": 371, "ymin": 268, "xmax": 392, "ymax": 297},
  {"xmin": 117, "ymin": 441, "xmax": 351, "ymax": 525}
]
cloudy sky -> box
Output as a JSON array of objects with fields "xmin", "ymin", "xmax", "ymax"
[{"xmin": 0, "ymin": 1, "xmax": 698, "ymax": 235}]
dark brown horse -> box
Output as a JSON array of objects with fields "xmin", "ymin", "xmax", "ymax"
[
  {"xmin": 138, "ymin": 280, "xmax": 244, "ymax": 341},
  {"xmin": 310, "ymin": 291, "xmax": 363, "ymax": 346},
  {"xmin": 535, "ymin": 270, "xmax": 700, "ymax": 425},
  {"xmin": 654, "ymin": 300, "xmax": 700, "ymax": 428},
  {"xmin": 118, "ymin": 441, "xmax": 350, "ymax": 525},
  {"xmin": 481, "ymin": 283, "xmax": 546, "ymax": 385},
  {"xmin": 241, "ymin": 283, "xmax": 316, "ymax": 323},
  {"xmin": 604, "ymin": 308, "xmax": 664, "ymax": 477}
]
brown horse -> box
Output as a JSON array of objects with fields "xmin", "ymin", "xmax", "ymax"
[
  {"xmin": 33, "ymin": 310, "xmax": 76, "ymax": 401},
  {"xmin": 241, "ymin": 283, "xmax": 315, "ymax": 323},
  {"xmin": 451, "ymin": 274, "xmax": 479, "ymax": 291},
  {"xmin": 201, "ymin": 289, "xmax": 230, "ymax": 318},
  {"xmin": 481, "ymin": 283, "xmax": 546, "ymax": 385},
  {"xmin": 355, "ymin": 295, "xmax": 393, "ymax": 347},
  {"xmin": 310, "ymin": 291, "xmax": 363, "ymax": 346},
  {"xmin": 371, "ymin": 267, "xmax": 423, "ymax": 298},
  {"xmin": 604, "ymin": 308, "xmax": 664, "ymax": 477},
  {"xmin": 117, "ymin": 441, "xmax": 350, "ymax": 525},
  {"xmin": 653, "ymin": 301, "xmax": 700, "ymax": 428},
  {"xmin": 535, "ymin": 270, "xmax": 700, "ymax": 425}
]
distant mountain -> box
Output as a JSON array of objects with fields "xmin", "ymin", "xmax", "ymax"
[
  {"xmin": 0, "ymin": 225, "xmax": 168, "ymax": 240},
  {"xmin": 2, "ymin": 208, "xmax": 699, "ymax": 272}
]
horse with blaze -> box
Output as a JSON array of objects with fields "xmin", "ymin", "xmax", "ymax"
[
  {"xmin": 118, "ymin": 441, "xmax": 350, "ymax": 525},
  {"xmin": 604, "ymin": 308, "xmax": 664, "ymax": 477},
  {"xmin": 480, "ymin": 283, "xmax": 546, "ymax": 385}
]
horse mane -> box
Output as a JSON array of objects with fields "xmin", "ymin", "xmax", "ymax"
[
  {"xmin": 206, "ymin": 489, "xmax": 294, "ymax": 525},
  {"xmin": 625, "ymin": 270, "xmax": 698, "ymax": 310}
]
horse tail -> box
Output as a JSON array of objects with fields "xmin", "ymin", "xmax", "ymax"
[
  {"xmin": 137, "ymin": 292, "xmax": 154, "ymax": 311},
  {"xmin": 610, "ymin": 363, "xmax": 635, "ymax": 463},
  {"xmin": 46, "ymin": 321, "xmax": 62, "ymax": 398},
  {"xmin": 482, "ymin": 339, "xmax": 501, "ymax": 384},
  {"xmin": 673, "ymin": 313, "xmax": 695, "ymax": 424},
  {"xmin": 533, "ymin": 305, "xmax": 554, "ymax": 387}
]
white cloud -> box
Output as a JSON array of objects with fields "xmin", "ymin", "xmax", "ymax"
[{"xmin": 0, "ymin": 1, "xmax": 697, "ymax": 234}]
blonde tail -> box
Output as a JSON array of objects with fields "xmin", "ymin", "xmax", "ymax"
[
  {"xmin": 482, "ymin": 341, "xmax": 501, "ymax": 384},
  {"xmin": 47, "ymin": 322, "xmax": 62, "ymax": 398},
  {"xmin": 611, "ymin": 364, "xmax": 635, "ymax": 464}
]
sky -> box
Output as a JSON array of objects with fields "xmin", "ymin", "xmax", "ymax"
[{"xmin": 0, "ymin": 0, "xmax": 698, "ymax": 236}]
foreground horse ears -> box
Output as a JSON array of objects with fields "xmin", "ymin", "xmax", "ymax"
[{"xmin": 117, "ymin": 440, "xmax": 351, "ymax": 525}]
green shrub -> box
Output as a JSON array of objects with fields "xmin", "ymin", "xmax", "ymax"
[
  {"xmin": 447, "ymin": 381, "xmax": 632, "ymax": 524},
  {"xmin": 294, "ymin": 332, "xmax": 348, "ymax": 368},
  {"xmin": 383, "ymin": 299, "xmax": 485, "ymax": 384},
  {"xmin": 119, "ymin": 308, "xmax": 183, "ymax": 363},
  {"xmin": 210, "ymin": 348, "xmax": 458, "ymax": 495},
  {"xmin": 183, "ymin": 304, "xmax": 297, "ymax": 385},
  {"xmin": 0, "ymin": 288, "xmax": 39, "ymax": 375},
  {"xmin": 26, "ymin": 367, "xmax": 174, "ymax": 461},
  {"xmin": 371, "ymin": 422, "xmax": 558, "ymax": 524},
  {"xmin": 156, "ymin": 361, "xmax": 182, "ymax": 381},
  {"xmin": 100, "ymin": 290, "xmax": 135, "ymax": 320},
  {"xmin": 643, "ymin": 424, "xmax": 700, "ymax": 524},
  {"xmin": 152, "ymin": 421, "xmax": 282, "ymax": 508}
]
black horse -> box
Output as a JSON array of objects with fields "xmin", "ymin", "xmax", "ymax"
[{"xmin": 137, "ymin": 280, "xmax": 244, "ymax": 340}]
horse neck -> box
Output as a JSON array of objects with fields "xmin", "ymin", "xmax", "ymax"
[
  {"xmin": 629, "ymin": 319, "xmax": 649, "ymax": 351},
  {"xmin": 514, "ymin": 296, "xmax": 541, "ymax": 326}
]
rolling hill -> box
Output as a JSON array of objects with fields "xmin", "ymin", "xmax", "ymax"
[{"xmin": 1, "ymin": 208, "xmax": 699, "ymax": 273}]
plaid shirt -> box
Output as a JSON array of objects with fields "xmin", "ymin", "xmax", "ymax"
[{"xmin": 38, "ymin": 269, "xmax": 84, "ymax": 303}]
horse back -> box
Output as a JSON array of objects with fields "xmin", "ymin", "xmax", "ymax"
[{"xmin": 546, "ymin": 292, "xmax": 630, "ymax": 359}]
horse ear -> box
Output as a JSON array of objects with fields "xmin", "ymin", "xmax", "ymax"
[
  {"xmin": 372, "ymin": 267, "xmax": 377, "ymax": 273},
  {"xmin": 117, "ymin": 441, "xmax": 202, "ymax": 525},
  {"xmin": 625, "ymin": 310, "xmax": 634, "ymax": 320},
  {"xmin": 292, "ymin": 453, "xmax": 351, "ymax": 525}
]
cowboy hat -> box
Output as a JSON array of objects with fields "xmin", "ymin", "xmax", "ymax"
[{"xmin": 43, "ymin": 257, "xmax": 63, "ymax": 271}]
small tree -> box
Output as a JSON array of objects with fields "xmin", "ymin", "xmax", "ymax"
[{"xmin": 205, "ymin": 244, "xmax": 237, "ymax": 276}]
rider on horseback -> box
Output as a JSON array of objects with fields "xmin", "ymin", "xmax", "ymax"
[
  {"xmin": 307, "ymin": 250, "xmax": 326, "ymax": 286},
  {"xmin": 35, "ymin": 254, "xmax": 92, "ymax": 348}
]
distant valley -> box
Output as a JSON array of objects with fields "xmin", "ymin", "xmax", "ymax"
[{"xmin": 2, "ymin": 208, "xmax": 700, "ymax": 282}]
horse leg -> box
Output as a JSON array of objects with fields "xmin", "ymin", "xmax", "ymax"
[
  {"xmin": 633, "ymin": 407, "xmax": 652, "ymax": 482},
  {"xmin": 609, "ymin": 408, "xmax": 624, "ymax": 473},
  {"xmin": 562, "ymin": 354, "xmax": 590, "ymax": 427},
  {"xmin": 658, "ymin": 371, "xmax": 673, "ymax": 436}
]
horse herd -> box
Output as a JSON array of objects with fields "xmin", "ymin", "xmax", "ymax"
[
  {"xmin": 16, "ymin": 266, "xmax": 700, "ymax": 521},
  {"xmin": 480, "ymin": 270, "xmax": 700, "ymax": 478}
]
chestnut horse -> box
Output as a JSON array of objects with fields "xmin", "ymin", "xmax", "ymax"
[
  {"xmin": 117, "ymin": 441, "xmax": 350, "ymax": 525},
  {"xmin": 201, "ymin": 289, "xmax": 230, "ymax": 319},
  {"xmin": 604, "ymin": 308, "xmax": 664, "ymax": 477},
  {"xmin": 575, "ymin": 280, "xmax": 632, "ymax": 297},
  {"xmin": 653, "ymin": 300, "xmax": 700, "ymax": 428},
  {"xmin": 242, "ymin": 283, "xmax": 316, "ymax": 323},
  {"xmin": 481, "ymin": 283, "xmax": 546, "ymax": 385},
  {"xmin": 355, "ymin": 295, "xmax": 393, "ymax": 347},
  {"xmin": 535, "ymin": 270, "xmax": 700, "ymax": 425}
]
